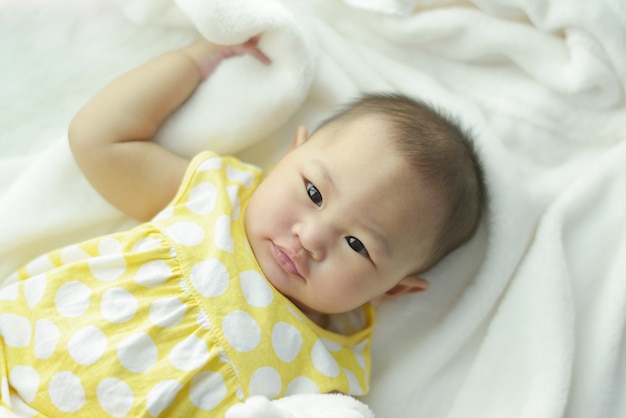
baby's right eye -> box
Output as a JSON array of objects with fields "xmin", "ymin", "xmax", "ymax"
[{"xmin": 305, "ymin": 181, "xmax": 323, "ymax": 207}]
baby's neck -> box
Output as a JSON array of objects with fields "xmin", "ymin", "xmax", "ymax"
[
  {"xmin": 281, "ymin": 294, "xmax": 331, "ymax": 328},
  {"xmin": 305, "ymin": 311, "xmax": 330, "ymax": 329}
]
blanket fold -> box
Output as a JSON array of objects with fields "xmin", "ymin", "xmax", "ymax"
[{"xmin": 117, "ymin": 0, "xmax": 317, "ymax": 160}]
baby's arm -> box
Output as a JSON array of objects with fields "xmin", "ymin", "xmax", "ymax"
[{"xmin": 69, "ymin": 38, "xmax": 270, "ymax": 221}]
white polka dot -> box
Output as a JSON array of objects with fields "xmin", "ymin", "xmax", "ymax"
[
  {"xmin": 321, "ymin": 338, "xmax": 343, "ymax": 352},
  {"xmin": 240, "ymin": 270, "xmax": 273, "ymax": 307},
  {"xmin": 198, "ymin": 157, "xmax": 222, "ymax": 171},
  {"xmin": 169, "ymin": 335, "xmax": 209, "ymax": 371},
  {"xmin": 286, "ymin": 305, "xmax": 304, "ymax": 321},
  {"xmin": 0, "ymin": 282, "xmax": 19, "ymax": 301},
  {"xmin": 55, "ymin": 281, "xmax": 90, "ymax": 318},
  {"xmin": 222, "ymin": 310, "xmax": 261, "ymax": 352},
  {"xmin": 34, "ymin": 319, "xmax": 59, "ymax": 359},
  {"xmin": 146, "ymin": 380, "xmax": 182, "ymax": 417},
  {"xmin": 49, "ymin": 372, "xmax": 85, "ymax": 412},
  {"xmin": 354, "ymin": 338, "xmax": 368, "ymax": 352},
  {"xmin": 311, "ymin": 339, "xmax": 340, "ymax": 377},
  {"xmin": 101, "ymin": 288, "xmax": 138, "ymax": 323},
  {"xmin": 214, "ymin": 215, "xmax": 234, "ymax": 253},
  {"xmin": 132, "ymin": 237, "xmax": 162, "ymax": 252},
  {"xmin": 152, "ymin": 206, "xmax": 174, "ymax": 221},
  {"xmin": 117, "ymin": 333, "xmax": 158, "ymax": 373},
  {"xmin": 226, "ymin": 165, "xmax": 254, "ymax": 187},
  {"xmin": 353, "ymin": 346, "xmax": 367, "ymax": 371},
  {"xmin": 88, "ymin": 254, "xmax": 127, "ymax": 281},
  {"xmin": 68, "ymin": 326, "xmax": 107, "ymax": 366},
  {"xmin": 9, "ymin": 366, "xmax": 39, "ymax": 403},
  {"xmin": 272, "ymin": 322, "xmax": 302, "ymax": 362},
  {"xmin": 343, "ymin": 368, "xmax": 364, "ymax": 396},
  {"xmin": 0, "ymin": 314, "xmax": 31, "ymax": 348},
  {"xmin": 285, "ymin": 376, "xmax": 320, "ymax": 395},
  {"xmin": 135, "ymin": 260, "xmax": 172, "ymax": 287},
  {"xmin": 187, "ymin": 182, "xmax": 218, "ymax": 215},
  {"xmin": 60, "ymin": 245, "xmax": 90, "ymax": 264},
  {"xmin": 166, "ymin": 222, "xmax": 205, "ymax": 246},
  {"xmin": 150, "ymin": 297, "xmax": 187, "ymax": 328},
  {"xmin": 197, "ymin": 311, "xmax": 211, "ymax": 330},
  {"xmin": 8, "ymin": 392, "xmax": 38, "ymax": 418},
  {"xmin": 189, "ymin": 371, "xmax": 227, "ymax": 411},
  {"xmin": 249, "ymin": 367, "xmax": 282, "ymax": 398},
  {"xmin": 226, "ymin": 185, "xmax": 241, "ymax": 219},
  {"xmin": 24, "ymin": 273, "xmax": 46, "ymax": 309},
  {"xmin": 180, "ymin": 277, "xmax": 189, "ymax": 292},
  {"xmin": 190, "ymin": 259, "xmax": 229, "ymax": 297},
  {"xmin": 25, "ymin": 254, "xmax": 54, "ymax": 276},
  {"xmin": 97, "ymin": 378, "xmax": 134, "ymax": 418},
  {"xmin": 99, "ymin": 237, "xmax": 123, "ymax": 254}
]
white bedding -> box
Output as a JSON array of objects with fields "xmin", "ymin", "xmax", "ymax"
[{"xmin": 1, "ymin": 0, "xmax": 625, "ymax": 417}]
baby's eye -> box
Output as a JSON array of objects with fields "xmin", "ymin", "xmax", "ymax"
[
  {"xmin": 306, "ymin": 181, "xmax": 323, "ymax": 207},
  {"xmin": 346, "ymin": 236, "xmax": 369, "ymax": 257}
]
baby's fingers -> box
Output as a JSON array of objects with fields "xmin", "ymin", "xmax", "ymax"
[{"xmin": 238, "ymin": 37, "xmax": 271, "ymax": 64}]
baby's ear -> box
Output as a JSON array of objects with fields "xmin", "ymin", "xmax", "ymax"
[
  {"xmin": 370, "ymin": 276, "xmax": 428, "ymax": 306},
  {"xmin": 290, "ymin": 125, "xmax": 308, "ymax": 149}
]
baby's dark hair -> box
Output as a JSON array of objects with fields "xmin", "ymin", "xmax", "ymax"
[{"xmin": 317, "ymin": 92, "xmax": 487, "ymax": 272}]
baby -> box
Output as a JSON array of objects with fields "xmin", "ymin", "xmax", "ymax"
[{"xmin": 0, "ymin": 38, "xmax": 486, "ymax": 416}]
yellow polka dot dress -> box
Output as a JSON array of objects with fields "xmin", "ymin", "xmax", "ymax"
[{"xmin": 0, "ymin": 151, "xmax": 374, "ymax": 417}]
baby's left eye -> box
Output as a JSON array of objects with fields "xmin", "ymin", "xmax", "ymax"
[{"xmin": 346, "ymin": 236, "xmax": 369, "ymax": 256}]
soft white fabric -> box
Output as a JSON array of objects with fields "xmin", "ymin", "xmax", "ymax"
[
  {"xmin": 1, "ymin": 0, "xmax": 625, "ymax": 417},
  {"xmin": 225, "ymin": 394, "xmax": 374, "ymax": 418}
]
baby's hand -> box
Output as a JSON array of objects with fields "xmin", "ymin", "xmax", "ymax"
[{"xmin": 182, "ymin": 37, "xmax": 271, "ymax": 79}]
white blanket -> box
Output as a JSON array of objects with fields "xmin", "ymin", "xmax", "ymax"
[{"xmin": 1, "ymin": 0, "xmax": 625, "ymax": 417}]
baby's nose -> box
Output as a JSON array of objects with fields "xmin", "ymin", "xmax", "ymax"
[{"xmin": 291, "ymin": 220, "xmax": 329, "ymax": 261}]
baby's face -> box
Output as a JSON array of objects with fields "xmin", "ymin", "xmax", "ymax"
[{"xmin": 245, "ymin": 117, "xmax": 435, "ymax": 316}]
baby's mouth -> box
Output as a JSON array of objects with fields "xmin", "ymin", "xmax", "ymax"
[{"xmin": 272, "ymin": 243, "xmax": 304, "ymax": 280}]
